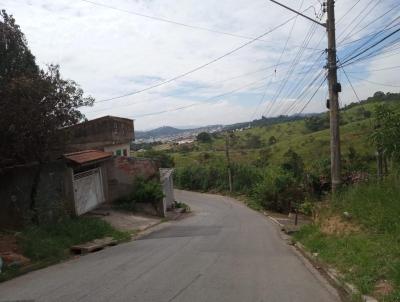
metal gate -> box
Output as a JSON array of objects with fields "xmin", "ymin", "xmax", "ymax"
[{"xmin": 73, "ymin": 168, "xmax": 105, "ymax": 215}]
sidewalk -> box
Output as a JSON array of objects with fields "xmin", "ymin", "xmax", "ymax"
[
  {"xmin": 264, "ymin": 211, "xmax": 312, "ymax": 233},
  {"xmin": 88, "ymin": 206, "xmax": 161, "ymax": 233}
]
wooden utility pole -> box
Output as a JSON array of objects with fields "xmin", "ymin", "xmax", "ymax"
[
  {"xmin": 225, "ymin": 133, "xmax": 233, "ymax": 193},
  {"xmin": 269, "ymin": 0, "xmax": 342, "ymax": 192},
  {"xmin": 326, "ymin": 0, "xmax": 342, "ymax": 192}
]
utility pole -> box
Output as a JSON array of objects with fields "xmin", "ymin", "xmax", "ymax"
[
  {"xmin": 326, "ymin": 0, "xmax": 342, "ymax": 192},
  {"xmin": 225, "ymin": 133, "xmax": 233, "ymax": 193},
  {"xmin": 269, "ymin": 0, "xmax": 342, "ymax": 192}
]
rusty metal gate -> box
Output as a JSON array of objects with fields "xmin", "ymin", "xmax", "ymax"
[{"xmin": 73, "ymin": 168, "xmax": 105, "ymax": 215}]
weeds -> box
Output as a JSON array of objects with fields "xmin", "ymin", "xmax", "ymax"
[
  {"xmin": 294, "ymin": 178, "xmax": 400, "ymax": 301},
  {"xmin": 18, "ymin": 217, "xmax": 130, "ymax": 261}
]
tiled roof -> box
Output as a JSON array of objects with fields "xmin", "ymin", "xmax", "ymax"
[{"xmin": 63, "ymin": 150, "xmax": 112, "ymax": 165}]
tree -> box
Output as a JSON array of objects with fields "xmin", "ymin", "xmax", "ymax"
[
  {"xmin": 0, "ymin": 11, "xmax": 93, "ymax": 166},
  {"xmin": 370, "ymin": 105, "xmax": 400, "ymax": 167},
  {"xmin": 373, "ymin": 91, "xmax": 385, "ymax": 99},
  {"xmin": 196, "ymin": 132, "xmax": 212, "ymax": 143},
  {"xmin": 281, "ymin": 149, "xmax": 304, "ymax": 179},
  {"xmin": 245, "ymin": 134, "xmax": 263, "ymax": 149},
  {"xmin": 304, "ymin": 115, "xmax": 329, "ymax": 132},
  {"xmin": 0, "ymin": 11, "xmax": 93, "ymax": 223}
]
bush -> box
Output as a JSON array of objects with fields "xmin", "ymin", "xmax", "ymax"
[
  {"xmin": 197, "ymin": 132, "xmax": 212, "ymax": 143},
  {"xmin": 131, "ymin": 177, "xmax": 164, "ymax": 204},
  {"xmin": 174, "ymin": 162, "xmax": 263, "ymax": 194},
  {"xmin": 251, "ymin": 168, "xmax": 304, "ymax": 212}
]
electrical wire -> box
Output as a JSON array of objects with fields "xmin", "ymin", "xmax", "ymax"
[
  {"xmin": 78, "ymin": 0, "xmax": 321, "ymax": 51},
  {"xmin": 340, "ymin": 28, "xmax": 400, "ymax": 66},
  {"xmin": 95, "ymin": 15, "xmax": 299, "ymax": 103}
]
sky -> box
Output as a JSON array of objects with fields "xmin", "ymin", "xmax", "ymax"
[{"xmin": 2, "ymin": 0, "xmax": 400, "ymax": 130}]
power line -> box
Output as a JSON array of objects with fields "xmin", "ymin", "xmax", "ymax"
[
  {"xmin": 336, "ymin": 0, "xmax": 378, "ymax": 42},
  {"xmin": 346, "ymin": 65, "xmax": 400, "ymax": 73},
  {"xmin": 342, "ymin": 42, "xmax": 400, "ymax": 67},
  {"xmin": 297, "ymin": 76, "xmax": 327, "ymax": 115},
  {"xmin": 95, "ymin": 15, "xmax": 298, "ymax": 103},
  {"xmin": 347, "ymin": 75, "xmax": 400, "ymax": 88},
  {"xmin": 339, "ymin": 17, "xmax": 400, "ymax": 61},
  {"xmin": 131, "ymin": 75, "xmax": 272, "ymax": 118},
  {"xmin": 336, "ymin": 0, "xmax": 362, "ymax": 24},
  {"xmin": 284, "ymin": 69, "xmax": 326, "ymax": 115},
  {"xmin": 86, "ymin": 57, "xmax": 316, "ymax": 114},
  {"xmin": 250, "ymin": 0, "xmax": 305, "ymax": 121},
  {"xmin": 78, "ymin": 0, "xmax": 321, "ymax": 51},
  {"xmin": 264, "ymin": 21, "xmax": 320, "ymax": 117},
  {"xmin": 339, "ymin": 2, "xmax": 400, "ymax": 45},
  {"xmin": 339, "ymin": 65, "xmax": 361, "ymax": 102},
  {"xmin": 340, "ymin": 28, "xmax": 400, "ymax": 66}
]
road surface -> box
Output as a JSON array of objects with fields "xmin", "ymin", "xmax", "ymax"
[{"xmin": 0, "ymin": 190, "xmax": 340, "ymax": 302}]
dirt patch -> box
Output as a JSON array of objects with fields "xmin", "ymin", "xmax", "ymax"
[
  {"xmin": 319, "ymin": 215, "xmax": 361, "ymax": 235},
  {"xmin": 373, "ymin": 280, "xmax": 394, "ymax": 298},
  {"xmin": 0, "ymin": 233, "xmax": 30, "ymax": 266},
  {"xmin": 0, "ymin": 233, "xmax": 20, "ymax": 254}
]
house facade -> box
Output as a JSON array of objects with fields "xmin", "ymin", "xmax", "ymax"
[{"xmin": 64, "ymin": 116, "xmax": 134, "ymax": 156}]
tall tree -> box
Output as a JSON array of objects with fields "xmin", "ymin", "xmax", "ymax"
[{"xmin": 0, "ymin": 10, "xmax": 94, "ymax": 166}]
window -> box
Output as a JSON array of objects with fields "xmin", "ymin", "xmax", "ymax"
[
  {"xmin": 123, "ymin": 149, "xmax": 127, "ymax": 156},
  {"xmin": 116, "ymin": 149, "xmax": 122, "ymax": 156}
]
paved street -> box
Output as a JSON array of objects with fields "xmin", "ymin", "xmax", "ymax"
[{"xmin": 0, "ymin": 190, "xmax": 340, "ymax": 302}]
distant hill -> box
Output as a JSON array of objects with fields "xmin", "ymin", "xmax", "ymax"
[
  {"xmin": 136, "ymin": 126, "xmax": 185, "ymax": 139},
  {"xmin": 136, "ymin": 125, "xmax": 223, "ymax": 140}
]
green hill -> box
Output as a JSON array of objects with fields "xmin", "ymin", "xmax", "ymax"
[{"xmin": 171, "ymin": 92, "xmax": 400, "ymax": 172}]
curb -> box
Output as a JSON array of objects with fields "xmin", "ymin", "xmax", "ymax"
[{"xmin": 265, "ymin": 214, "xmax": 378, "ymax": 302}]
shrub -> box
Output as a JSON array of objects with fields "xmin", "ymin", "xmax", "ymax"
[
  {"xmin": 131, "ymin": 177, "xmax": 164, "ymax": 204},
  {"xmin": 251, "ymin": 168, "xmax": 304, "ymax": 212},
  {"xmin": 197, "ymin": 132, "xmax": 212, "ymax": 143}
]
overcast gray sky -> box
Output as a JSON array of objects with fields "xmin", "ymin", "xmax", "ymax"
[{"xmin": 3, "ymin": 0, "xmax": 400, "ymax": 129}]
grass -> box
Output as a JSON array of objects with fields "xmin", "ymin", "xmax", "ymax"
[
  {"xmin": 294, "ymin": 178, "xmax": 400, "ymax": 301},
  {"xmin": 18, "ymin": 217, "xmax": 130, "ymax": 262},
  {"xmin": 1, "ymin": 217, "xmax": 130, "ymax": 282}
]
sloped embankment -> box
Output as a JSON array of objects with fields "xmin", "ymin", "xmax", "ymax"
[{"xmin": 294, "ymin": 178, "xmax": 400, "ymax": 301}]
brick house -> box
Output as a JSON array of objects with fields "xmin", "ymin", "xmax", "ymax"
[{"xmin": 63, "ymin": 116, "xmax": 134, "ymax": 156}]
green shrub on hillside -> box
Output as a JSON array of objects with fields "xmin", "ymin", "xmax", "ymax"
[{"xmin": 251, "ymin": 168, "xmax": 304, "ymax": 212}]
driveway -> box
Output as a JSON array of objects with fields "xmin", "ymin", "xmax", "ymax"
[{"xmin": 0, "ymin": 190, "xmax": 340, "ymax": 302}]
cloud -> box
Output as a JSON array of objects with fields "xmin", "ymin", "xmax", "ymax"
[{"xmin": 4, "ymin": 0, "xmax": 400, "ymax": 129}]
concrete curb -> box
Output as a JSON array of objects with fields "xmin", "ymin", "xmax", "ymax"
[{"xmin": 265, "ymin": 214, "xmax": 378, "ymax": 302}]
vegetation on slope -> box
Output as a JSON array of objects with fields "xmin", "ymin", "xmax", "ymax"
[{"xmin": 294, "ymin": 178, "xmax": 400, "ymax": 301}]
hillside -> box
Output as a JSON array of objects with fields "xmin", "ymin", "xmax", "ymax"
[
  {"xmin": 171, "ymin": 92, "xmax": 400, "ymax": 172},
  {"xmin": 136, "ymin": 126, "xmax": 186, "ymax": 139},
  {"xmin": 136, "ymin": 125, "xmax": 223, "ymax": 140}
]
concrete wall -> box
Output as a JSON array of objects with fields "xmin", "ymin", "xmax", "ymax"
[
  {"xmin": 106, "ymin": 157, "xmax": 160, "ymax": 203},
  {"xmin": 0, "ymin": 161, "xmax": 74, "ymax": 229},
  {"xmin": 63, "ymin": 116, "xmax": 134, "ymax": 153},
  {"xmin": 160, "ymin": 169, "xmax": 175, "ymax": 214}
]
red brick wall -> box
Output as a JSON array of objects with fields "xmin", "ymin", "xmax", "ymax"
[{"xmin": 106, "ymin": 157, "xmax": 160, "ymax": 202}]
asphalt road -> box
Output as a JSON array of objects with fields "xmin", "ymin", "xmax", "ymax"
[{"xmin": 0, "ymin": 190, "xmax": 341, "ymax": 302}]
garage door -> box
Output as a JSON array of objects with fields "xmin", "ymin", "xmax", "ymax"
[{"xmin": 73, "ymin": 168, "xmax": 105, "ymax": 215}]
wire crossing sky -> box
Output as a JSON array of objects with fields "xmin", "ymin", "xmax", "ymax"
[{"xmin": 3, "ymin": 0, "xmax": 400, "ymax": 130}]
